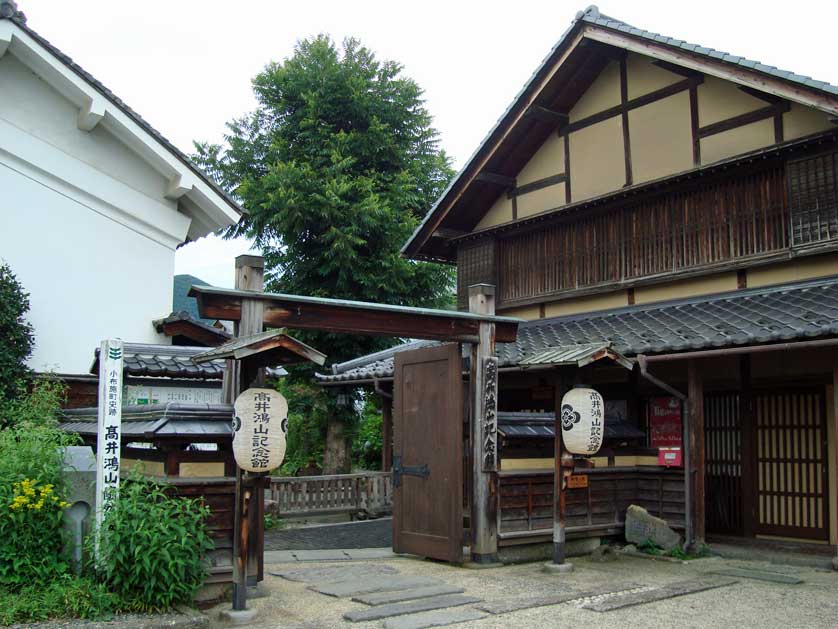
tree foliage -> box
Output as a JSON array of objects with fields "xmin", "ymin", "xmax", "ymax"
[
  {"xmin": 0, "ymin": 262, "xmax": 34, "ymax": 418},
  {"xmin": 194, "ymin": 35, "xmax": 455, "ymax": 365}
]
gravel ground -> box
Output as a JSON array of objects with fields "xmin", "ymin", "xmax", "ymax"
[
  {"xmin": 265, "ymin": 518, "xmax": 392, "ymax": 551},
  {"xmin": 205, "ymin": 553, "xmax": 838, "ymax": 629}
]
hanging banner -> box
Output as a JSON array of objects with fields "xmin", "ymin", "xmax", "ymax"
[
  {"xmin": 649, "ymin": 396, "xmax": 682, "ymax": 447},
  {"xmin": 233, "ymin": 388, "xmax": 288, "ymax": 473},
  {"xmin": 560, "ymin": 387, "xmax": 605, "ymax": 455},
  {"xmin": 95, "ymin": 339, "xmax": 123, "ymax": 555}
]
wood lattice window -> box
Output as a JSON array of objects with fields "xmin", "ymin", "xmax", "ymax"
[{"xmin": 788, "ymin": 150, "xmax": 838, "ymax": 245}]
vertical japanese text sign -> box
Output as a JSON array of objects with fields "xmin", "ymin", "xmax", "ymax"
[
  {"xmin": 95, "ymin": 339, "xmax": 123, "ymax": 553},
  {"xmin": 233, "ymin": 388, "xmax": 288, "ymax": 473}
]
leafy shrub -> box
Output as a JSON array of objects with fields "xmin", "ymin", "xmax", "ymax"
[
  {"xmin": 0, "ymin": 378, "xmax": 77, "ymax": 588},
  {"xmin": 0, "ymin": 575, "xmax": 118, "ymax": 624},
  {"xmin": 98, "ymin": 476, "xmax": 213, "ymax": 612},
  {"xmin": 277, "ymin": 379, "xmax": 329, "ymax": 475},
  {"xmin": 0, "ymin": 262, "xmax": 35, "ymax": 420}
]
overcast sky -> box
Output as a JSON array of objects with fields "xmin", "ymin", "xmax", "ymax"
[{"xmin": 21, "ymin": 0, "xmax": 838, "ymax": 287}]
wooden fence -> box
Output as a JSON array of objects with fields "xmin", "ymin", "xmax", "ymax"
[{"xmin": 268, "ymin": 471, "xmax": 393, "ymax": 518}]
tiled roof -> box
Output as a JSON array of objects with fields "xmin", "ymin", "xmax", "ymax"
[
  {"xmin": 497, "ymin": 412, "xmax": 646, "ymax": 441},
  {"xmin": 579, "ymin": 6, "xmax": 838, "ymax": 95},
  {"xmin": 92, "ymin": 343, "xmax": 225, "ymax": 380},
  {"xmin": 316, "ymin": 276, "xmax": 838, "ymax": 384},
  {"xmin": 60, "ymin": 403, "xmax": 233, "ymax": 440},
  {"xmin": 152, "ymin": 311, "xmax": 232, "ymax": 341},
  {"xmin": 0, "ymin": 4, "xmax": 243, "ymax": 216}
]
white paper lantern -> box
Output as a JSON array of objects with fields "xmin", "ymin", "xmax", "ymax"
[
  {"xmin": 560, "ymin": 387, "xmax": 605, "ymax": 456},
  {"xmin": 233, "ymin": 388, "xmax": 289, "ymax": 472}
]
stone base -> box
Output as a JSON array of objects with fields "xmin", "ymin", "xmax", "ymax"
[
  {"xmin": 218, "ymin": 608, "xmax": 258, "ymax": 626},
  {"xmin": 542, "ymin": 561, "xmax": 575, "ymax": 574}
]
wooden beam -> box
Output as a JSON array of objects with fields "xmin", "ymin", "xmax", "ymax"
[
  {"xmin": 563, "ymin": 130, "xmax": 572, "ymax": 202},
  {"xmin": 524, "ymin": 104, "xmax": 569, "ymax": 126},
  {"xmin": 739, "ymin": 355, "xmax": 756, "ymax": 538},
  {"xmin": 698, "ymin": 103, "xmax": 790, "ymax": 139},
  {"xmin": 687, "ymin": 361, "xmax": 706, "ymax": 546},
  {"xmin": 190, "ymin": 287, "xmax": 520, "ymax": 343},
  {"xmin": 475, "ymin": 172, "xmax": 516, "ymax": 187},
  {"xmin": 508, "ymin": 173, "xmax": 567, "ymax": 198},
  {"xmin": 652, "ymin": 59, "xmax": 704, "ymax": 80},
  {"xmin": 737, "ymin": 85, "xmax": 786, "ymax": 105},
  {"xmin": 620, "ymin": 56, "xmax": 633, "ymax": 186},
  {"xmin": 432, "ymin": 227, "xmax": 468, "ymax": 239}
]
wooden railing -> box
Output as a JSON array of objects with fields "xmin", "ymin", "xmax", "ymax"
[{"xmin": 268, "ymin": 471, "xmax": 393, "ymax": 518}]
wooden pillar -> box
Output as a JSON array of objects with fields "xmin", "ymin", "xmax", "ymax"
[
  {"xmin": 832, "ymin": 358, "xmax": 838, "ymax": 565},
  {"xmin": 469, "ymin": 284, "xmax": 498, "ymax": 563},
  {"xmin": 381, "ymin": 397, "xmax": 393, "ymax": 472},
  {"xmin": 231, "ymin": 255, "xmax": 265, "ymax": 610},
  {"xmin": 687, "ymin": 360, "xmax": 706, "ymax": 546}
]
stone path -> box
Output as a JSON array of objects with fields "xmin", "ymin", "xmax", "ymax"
[
  {"xmin": 709, "ymin": 567, "xmax": 804, "ymax": 584},
  {"xmin": 581, "ymin": 578, "xmax": 738, "ymax": 612},
  {"xmin": 265, "ymin": 518, "xmax": 392, "ymax": 550}
]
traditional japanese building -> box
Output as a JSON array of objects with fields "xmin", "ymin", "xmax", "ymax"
[{"xmin": 319, "ymin": 6, "xmax": 838, "ymax": 560}]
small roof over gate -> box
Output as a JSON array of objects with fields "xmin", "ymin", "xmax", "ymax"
[
  {"xmin": 191, "ymin": 328, "xmax": 326, "ymax": 367},
  {"xmin": 518, "ymin": 342, "xmax": 633, "ymax": 371}
]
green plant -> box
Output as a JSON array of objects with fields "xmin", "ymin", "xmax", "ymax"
[
  {"xmin": 277, "ymin": 379, "xmax": 329, "ymax": 476},
  {"xmin": 264, "ymin": 513, "xmax": 286, "ymax": 531},
  {"xmin": 352, "ymin": 395, "xmax": 383, "ymax": 470},
  {"xmin": 97, "ymin": 476, "xmax": 213, "ymax": 612},
  {"xmin": 636, "ymin": 538, "xmax": 664, "ymax": 555},
  {"xmin": 0, "ymin": 262, "xmax": 35, "ymax": 421},
  {"xmin": 0, "ymin": 378, "xmax": 77, "ymax": 588},
  {"xmin": 0, "ymin": 575, "xmax": 118, "ymax": 624}
]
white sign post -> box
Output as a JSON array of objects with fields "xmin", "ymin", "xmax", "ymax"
[{"xmin": 94, "ymin": 339, "xmax": 123, "ymax": 559}]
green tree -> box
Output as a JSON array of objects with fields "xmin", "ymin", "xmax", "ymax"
[
  {"xmin": 0, "ymin": 262, "xmax": 34, "ymax": 421},
  {"xmin": 194, "ymin": 36, "xmax": 454, "ymax": 471}
]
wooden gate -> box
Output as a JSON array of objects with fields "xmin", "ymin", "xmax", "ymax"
[
  {"xmin": 393, "ymin": 343, "xmax": 463, "ymax": 563},
  {"xmin": 754, "ymin": 389, "xmax": 829, "ymax": 540}
]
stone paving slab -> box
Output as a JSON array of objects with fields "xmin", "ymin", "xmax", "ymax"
[
  {"xmin": 265, "ymin": 518, "xmax": 392, "ymax": 550},
  {"xmin": 708, "ymin": 568, "xmax": 804, "ymax": 584},
  {"xmin": 475, "ymin": 582, "xmax": 641, "ymax": 615},
  {"xmin": 343, "ymin": 595, "xmax": 482, "ymax": 623},
  {"xmin": 353, "ymin": 584, "xmax": 466, "ymax": 606},
  {"xmin": 381, "ymin": 607, "xmax": 489, "ymax": 629},
  {"xmin": 270, "ymin": 564, "xmax": 399, "ymax": 583},
  {"xmin": 313, "ymin": 575, "xmax": 441, "ymax": 598},
  {"xmin": 265, "ymin": 548, "xmax": 398, "ymax": 563},
  {"xmin": 582, "ymin": 578, "xmax": 738, "ymax": 612}
]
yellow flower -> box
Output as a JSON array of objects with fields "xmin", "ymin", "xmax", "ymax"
[{"xmin": 59, "ymin": 501, "xmax": 70, "ymax": 509}]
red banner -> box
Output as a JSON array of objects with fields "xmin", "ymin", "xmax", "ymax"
[{"xmin": 649, "ymin": 397, "xmax": 682, "ymax": 447}]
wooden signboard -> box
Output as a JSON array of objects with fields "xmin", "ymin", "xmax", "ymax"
[{"xmin": 567, "ymin": 474, "xmax": 588, "ymax": 489}]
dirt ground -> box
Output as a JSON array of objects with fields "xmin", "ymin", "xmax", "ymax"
[{"xmin": 207, "ymin": 553, "xmax": 838, "ymax": 629}]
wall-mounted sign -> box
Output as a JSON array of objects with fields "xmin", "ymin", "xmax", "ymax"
[
  {"xmin": 560, "ymin": 387, "xmax": 605, "ymax": 455},
  {"xmin": 649, "ymin": 397, "xmax": 682, "ymax": 447},
  {"xmin": 567, "ymin": 474, "xmax": 589, "ymax": 489},
  {"xmin": 233, "ymin": 388, "xmax": 288, "ymax": 473},
  {"xmin": 95, "ymin": 339, "xmax": 123, "ymax": 559}
]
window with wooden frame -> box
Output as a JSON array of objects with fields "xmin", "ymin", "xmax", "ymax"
[{"xmin": 787, "ymin": 150, "xmax": 838, "ymax": 246}]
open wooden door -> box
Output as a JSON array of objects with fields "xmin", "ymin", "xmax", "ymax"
[{"xmin": 393, "ymin": 343, "xmax": 463, "ymax": 563}]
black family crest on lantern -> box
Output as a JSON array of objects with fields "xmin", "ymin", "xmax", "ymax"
[
  {"xmin": 561, "ymin": 403, "xmax": 581, "ymax": 430},
  {"xmin": 482, "ymin": 356, "xmax": 498, "ymax": 471}
]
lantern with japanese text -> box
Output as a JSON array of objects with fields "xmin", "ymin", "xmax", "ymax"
[
  {"xmin": 233, "ymin": 388, "xmax": 288, "ymax": 472},
  {"xmin": 560, "ymin": 387, "xmax": 605, "ymax": 455}
]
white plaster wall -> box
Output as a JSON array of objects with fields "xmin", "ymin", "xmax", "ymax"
[
  {"xmin": 0, "ymin": 54, "xmax": 170, "ymax": 201},
  {"xmin": 0, "ymin": 163, "xmax": 172, "ymax": 374}
]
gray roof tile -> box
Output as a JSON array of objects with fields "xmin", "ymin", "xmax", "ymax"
[{"xmin": 317, "ymin": 277, "xmax": 838, "ymax": 384}]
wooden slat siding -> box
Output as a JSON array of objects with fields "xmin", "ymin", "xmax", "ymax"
[
  {"xmin": 456, "ymin": 239, "xmax": 497, "ymax": 310},
  {"xmin": 496, "ymin": 165, "xmax": 793, "ymax": 305},
  {"xmin": 268, "ymin": 472, "xmax": 393, "ymax": 518},
  {"xmin": 755, "ymin": 389, "xmax": 829, "ymax": 540},
  {"xmin": 788, "ymin": 150, "xmax": 838, "ymax": 246},
  {"xmin": 704, "ymin": 393, "xmax": 744, "ymax": 535},
  {"xmin": 498, "ymin": 468, "xmax": 685, "ymax": 537}
]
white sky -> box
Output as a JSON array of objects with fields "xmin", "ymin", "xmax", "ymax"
[{"xmin": 21, "ymin": 0, "xmax": 838, "ymax": 287}]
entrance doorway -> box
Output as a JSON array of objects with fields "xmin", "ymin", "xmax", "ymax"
[{"xmin": 705, "ymin": 387, "xmax": 830, "ymax": 541}]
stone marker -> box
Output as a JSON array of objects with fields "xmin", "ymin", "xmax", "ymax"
[
  {"xmin": 382, "ymin": 607, "xmax": 488, "ymax": 629},
  {"xmin": 354, "ymin": 585, "xmax": 467, "ymax": 606},
  {"xmin": 313, "ymin": 575, "xmax": 440, "ymax": 598},
  {"xmin": 476, "ymin": 583, "xmax": 641, "ymax": 615},
  {"xmin": 343, "ymin": 595, "xmax": 482, "ymax": 623},
  {"xmin": 624, "ymin": 504, "xmax": 681, "ymax": 551},
  {"xmin": 582, "ymin": 578, "xmax": 737, "ymax": 612},
  {"xmin": 61, "ymin": 446, "xmax": 96, "ymax": 574}
]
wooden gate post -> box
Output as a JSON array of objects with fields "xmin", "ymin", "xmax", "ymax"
[
  {"xmin": 468, "ymin": 284, "xmax": 499, "ymax": 564},
  {"xmin": 231, "ymin": 255, "xmax": 265, "ymax": 611}
]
